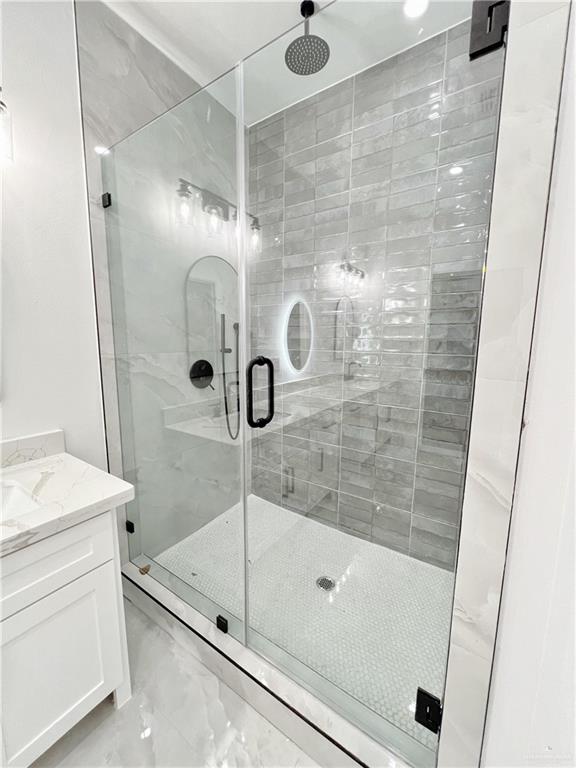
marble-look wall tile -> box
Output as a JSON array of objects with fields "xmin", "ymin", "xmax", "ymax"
[
  {"xmin": 75, "ymin": 2, "xmax": 198, "ymax": 153},
  {"xmin": 439, "ymin": 4, "xmax": 571, "ymax": 765},
  {"xmin": 76, "ymin": 0, "xmax": 202, "ymax": 512},
  {"xmin": 77, "ymin": 2, "xmax": 249, "ymax": 576}
]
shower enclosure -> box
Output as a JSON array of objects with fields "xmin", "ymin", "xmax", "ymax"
[{"xmin": 100, "ymin": 2, "xmax": 506, "ymax": 764}]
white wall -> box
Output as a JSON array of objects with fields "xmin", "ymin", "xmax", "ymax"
[
  {"xmin": 482, "ymin": 11, "xmax": 575, "ymax": 766},
  {"xmin": 1, "ymin": 2, "xmax": 107, "ymax": 468}
]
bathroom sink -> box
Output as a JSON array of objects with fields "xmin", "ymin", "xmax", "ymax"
[{"xmin": 1, "ymin": 480, "xmax": 41, "ymax": 517}]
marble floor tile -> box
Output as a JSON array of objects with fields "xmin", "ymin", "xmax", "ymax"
[{"xmin": 33, "ymin": 602, "xmax": 318, "ymax": 768}]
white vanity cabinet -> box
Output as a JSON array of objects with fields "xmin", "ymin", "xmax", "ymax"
[{"xmin": 0, "ymin": 509, "xmax": 131, "ymax": 768}]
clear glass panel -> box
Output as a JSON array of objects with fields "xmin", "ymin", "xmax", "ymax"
[
  {"xmin": 101, "ymin": 68, "xmax": 247, "ymax": 641},
  {"xmin": 99, "ymin": 0, "xmax": 506, "ymax": 762},
  {"xmin": 242, "ymin": 1, "xmax": 505, "ymax": 764}
]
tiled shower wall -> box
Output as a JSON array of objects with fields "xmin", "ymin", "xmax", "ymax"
[{"xmin": 248, "ymin": 21, "xmax": 503, "ymax": 570}]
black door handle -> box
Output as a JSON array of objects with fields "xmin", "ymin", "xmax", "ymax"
[{"xmin": 246, "ymin": 356, "xmax": 274, "ymax": 429}]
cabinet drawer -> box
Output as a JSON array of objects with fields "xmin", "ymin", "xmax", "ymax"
[
  {"xmin": 1, "ymin": 561, "xmax": 123, "ymax": 767},
  {"xmin": 1, "ymin": 512, "xmax": 115, "ymax": 619}
]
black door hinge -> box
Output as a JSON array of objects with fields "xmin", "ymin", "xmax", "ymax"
[
  {"xmin": 216, "ymin": 615, "xmax": 228, "ymax": 633},
  {"xmin": 415, "ymin": 687, "xmax": 443, "ymax": 734},
  {"xmin": 469, "ymin": 0, "xmax": 510, "ymax": 60},
  {"xmin": 126, "ymin": 520, "xmax": 135, "ymax": 534},
  {"xmin": 102, "ymin": 192, "xmax": 112, "ymax": 208}
]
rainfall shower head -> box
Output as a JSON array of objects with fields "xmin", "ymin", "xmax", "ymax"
[{"xmin": 285, "ymin": 1, "xmax": 330, "ymax": 76}]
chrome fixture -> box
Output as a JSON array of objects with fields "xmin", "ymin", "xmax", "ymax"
[
  {"xmin": 177, "ymin": 178, "xmax": 260, "ymax": 233},
  {"xmin": 340, "ymin": 260, "xmax": 365, "ymax": 279}
]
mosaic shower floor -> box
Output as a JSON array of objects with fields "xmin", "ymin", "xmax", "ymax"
[{"xmin": 156, "ymin": 495, "xmax": 454, "ymax": 754}]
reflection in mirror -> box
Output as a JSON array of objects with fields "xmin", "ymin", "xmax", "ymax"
[
  {"xmin": 186, "ymin": 255, "xmax": 238, "ymax": 370},
  {"xmin": 286, "ymin": 300, "xmax": 312, "ymax": 371},
  {"xmin": 185, "ymin": 256, "xmax": 240, "ymax": 439}
]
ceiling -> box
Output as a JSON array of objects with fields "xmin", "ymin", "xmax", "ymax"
[
  {"xmin": 106, "ymin": 0, "xmax": 472, "ymax": 124},
  {"xmin": 106, "ymin": 1, "xmax": 332, "ymax": 86}
]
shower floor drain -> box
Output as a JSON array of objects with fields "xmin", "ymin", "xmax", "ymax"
[{"xmin": 316, "ymin": 576, "xmax": 336, "ymax": 591}]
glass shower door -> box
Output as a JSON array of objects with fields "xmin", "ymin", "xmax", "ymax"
[
  {"xmin": 240, "ymin": 2, "xmax": 505, "ymax": 764},
  {"xmin": 102, "ymin": 68, "xmax": 248, "ymax": 641},
  {"xmin": 100, "ymin": 1, "xmax": 507, "ymax": 763}
]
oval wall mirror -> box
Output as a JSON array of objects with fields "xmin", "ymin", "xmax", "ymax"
[
  {"xmin": 185, "ymin": 255, "xmax": 238, "ymax": 366},
  {"xmin": 286, "ymin": 300, "xmax": 312, "ymax": 371}
]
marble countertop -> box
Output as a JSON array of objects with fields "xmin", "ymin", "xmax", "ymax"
[{"xmin": 0, "ymin": 452, "xmax": 134, "ymax": 557}]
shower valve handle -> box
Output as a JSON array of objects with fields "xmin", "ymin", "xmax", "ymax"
[{"xmin": 246, "ymin": 356, "xmax": 275, "ymax": 429}]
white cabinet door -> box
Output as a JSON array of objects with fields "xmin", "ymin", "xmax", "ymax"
[{"xmin": 1, "ymin": 562, "xmax": 123, "ymax": 767}]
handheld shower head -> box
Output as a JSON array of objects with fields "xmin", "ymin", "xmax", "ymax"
[{"xmin": 285, "ymin": 1, "xmax": 330, "ymax": 76}]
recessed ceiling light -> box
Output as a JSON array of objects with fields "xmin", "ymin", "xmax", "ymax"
[
  {"xmin": 404, "ymin": 0, "xmax": 430, "ymax": 19},
  {"xmin": 449, "ymin": 166, "xmax": 464, "ymax": 176},
  {"xmin": 94, "ymin": 145, "xmax": 110, "ymax": 155}
]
